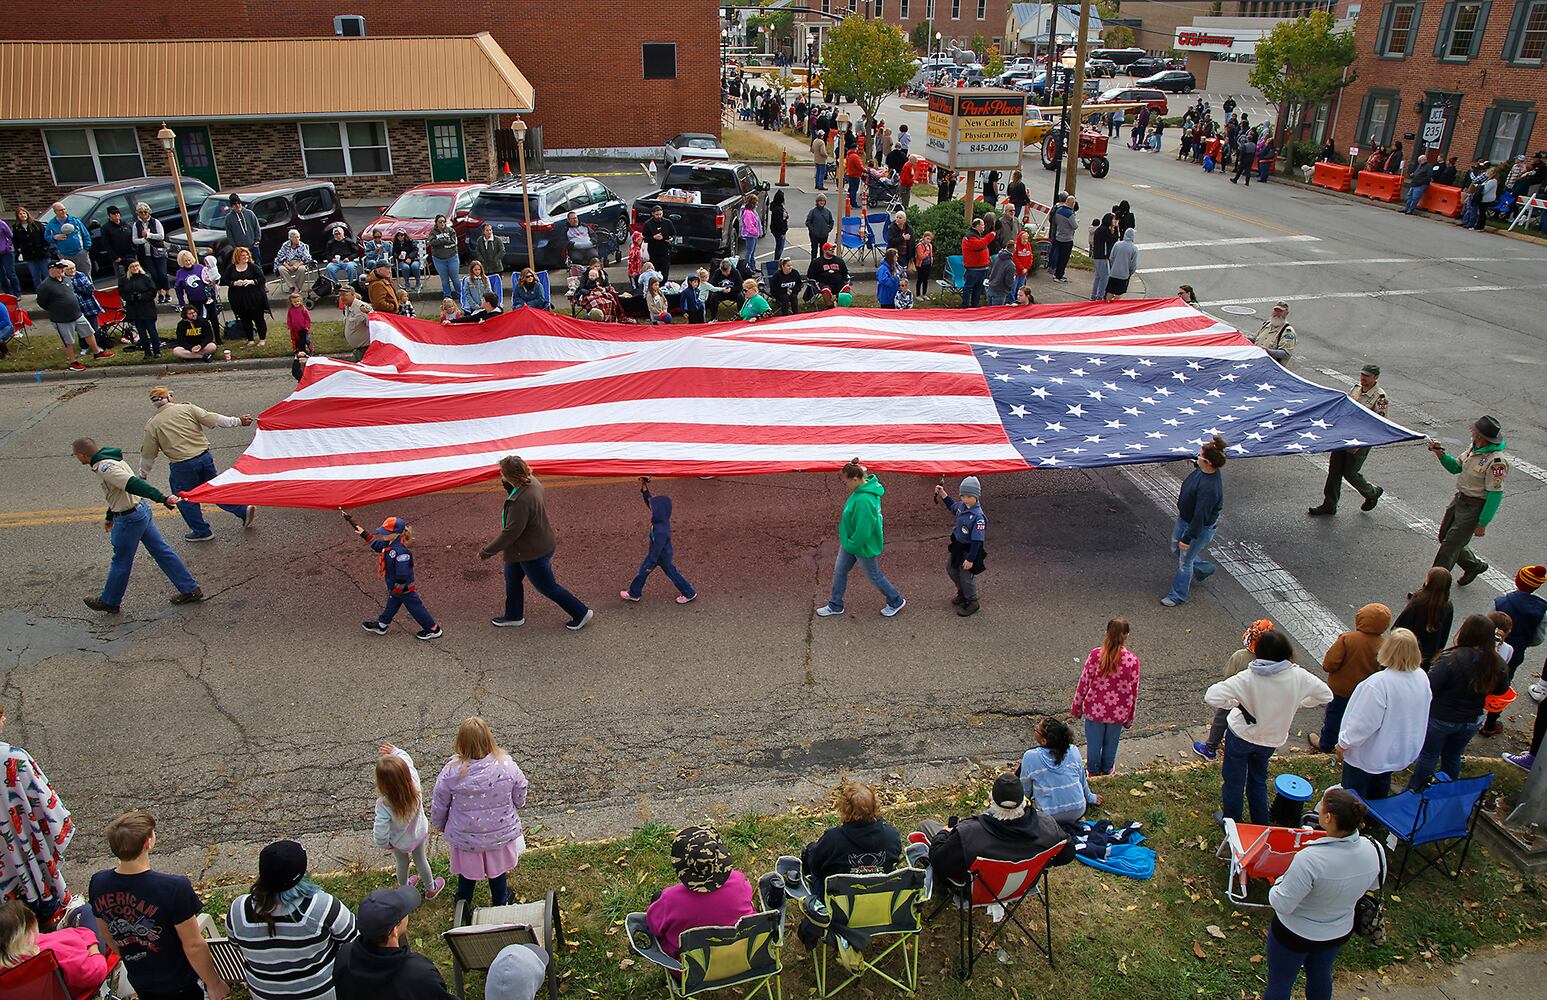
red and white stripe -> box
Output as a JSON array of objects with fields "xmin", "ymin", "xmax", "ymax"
[{"xmin": 184, "ymin": 300, "xmax": 1254, "ymax": 509}]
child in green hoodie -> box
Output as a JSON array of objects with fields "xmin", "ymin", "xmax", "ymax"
[{"xmin": 817, "ymin": 458, "xmax": 906, "ymax": 618}]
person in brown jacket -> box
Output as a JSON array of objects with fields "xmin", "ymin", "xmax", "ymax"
[
  {"xmin": 366, "ymin": 266, "xmax": 398, "ymax": 313},
  {"xmin": 1308, "ymin": 603, "xmax": 1392, "ymax": 752},
  {"xmin": 478, "ymin": 455, "xmax": 593, "ymax": 631}
]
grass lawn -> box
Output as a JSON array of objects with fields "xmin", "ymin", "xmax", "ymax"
[
  {"xmin": 723, "ymin": 129, "xmax": 797, "ymax": 164},
  {"xmin": 195, "ymin": 756, "xmax": 1543, "ymax": 999},
  {"xmin": 0, "ymin": 320, "xmax": 349, "ymax": 375}
]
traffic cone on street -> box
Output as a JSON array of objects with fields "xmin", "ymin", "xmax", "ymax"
[
  {"xmin": 777, "ymin": 150, "xmax": 788, "ymax": 186},
  {"xmin": 501, "ymin": 161, "xmax": 512, "ymax": 178}
]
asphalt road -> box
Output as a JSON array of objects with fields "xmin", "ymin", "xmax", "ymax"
[{"xmin": 6, "ymin": 134, "xmax": 1545, "ymax": 883}]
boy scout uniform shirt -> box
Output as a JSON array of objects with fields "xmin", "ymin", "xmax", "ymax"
[
  {"xmin": 949, "ymin": 500, "xmax": 987, "ymax": 549},
  {"xmin": 1455, "ymin": 445, "xmax": 1508, "ymax": 499},
  {"xmin": 1349, "ymin": 383, "xmax": 1389, "ymax": 417},
  {"xmin": 142, "ymin": 403, "xmax": 242, "ymax": 471},
  {"xmin": 93, "ymin": 454, "xmax": 165, "ymax": 513},
  {"xmin": 370, "ymin": 537, "xmax": 417, "ymax": 593}
]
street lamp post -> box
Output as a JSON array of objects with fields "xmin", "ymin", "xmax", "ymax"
[
  {"xmin": 510, "ymin": 117, "xmax": 536, "ymax": 271},
  {"xmin": 806, "ymin": 38, "xmax": 816, "ymax": 131},
  {"xmin": 156, "ymin": 124, "xmax": 198, "ymax": 257}
]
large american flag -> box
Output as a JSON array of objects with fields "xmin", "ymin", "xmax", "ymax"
[{"xmin": 183, "ymin": 302, "xmax": 1420, "ymax": 508}]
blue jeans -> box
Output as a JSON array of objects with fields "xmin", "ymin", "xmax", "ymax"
[
  {"xmin": 1085, "ymin": 720, "xmax": 1123, "ymax": 775},
  {"xmin": 1317, "ymin": 694, "xmax": 1348, "ymax": 750},
  {"xmin": 1049, "ymin": 239, "xmax": 1073, "ymax": 279},
  {"xmin": 326, "ymin": 260, "xmax": 359, "ymax": 283},
  {"xmin": 380, "ymin": 587, "xmax": 435, "ymax": 629},
  {"xmin": 846, "ymin": 175, "xmax": 860, "ymax": 210},
  {"xmin": 1166, "ymin": 518, "xmax": 1217, "ymax": 604},
  {"xmin": 22, "ymin": 257, "xmax": 49, "ymax": 293},
  {"xmin": 396, "ymin": 260, "xmax": 423, "ymax": 287},
  {"xmin": 815, "ymin": 162, "xmax": 828, "ymax": 189},
  {"xmin": 1405, "ymin": 716, "xmax": 1481, "ymax": 791},
  {"xmin": 168, "ymin": 451, "xmax": 248, "ymax": 537},
  {"xmin": 454, "ymin": 873, "xmax": 509, "ymax": 906},
  {"xmin": 628, "ymin": 542, "xmax": 695, "ymax": 599},
  {"xmin": 1340, "ymin": 762, "xmax": 1393, "ymax": 801},
  {"xmin": 432, "ymin": 256, "xmax": 460, "ymax": 300},
  {"xmin": 742, "ymin": 235, "xmax": 759, "ymax": 269},
  {"xmin": 503, "ymin": 555, "xmax": 588, "ymax": 622},
  {"xmin": 1403, "ymin": 182, "xmax": 1428, "ymax": 214},
  {"xmin": 0, "ymin": 251, "xmax": 18, "ymax": 297},
  {"xmin": 102, "ymin": 502, "xmax": 199, "ymax": 606},
  {"xmin": 1264, "ymin": 922, "xmax": 1342, "ymax": 1000},
  {"xmin": 987, "ymin": 291, "xmax": 1008, "ymax": 306},
  {"xmin": 1221, "ymin": 729, "xmax": 1275, "ymax": 823},
  {"xmin": 826, "ymin": 548, "xmax": 903, "ymax": 612},
  {"xmin": 773, "ymin": 235, "xmax": 787, "ymax": 264},
  {"xmin": 961, "ymin": 267, "xmax": 986, "ymax": 307}
]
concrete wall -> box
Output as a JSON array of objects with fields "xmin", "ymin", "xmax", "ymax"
[{"xmin": 1202, "ymin": 60, "xmax": 1264, "ymax": 100}]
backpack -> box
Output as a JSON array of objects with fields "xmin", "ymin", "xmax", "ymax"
[{"xmin": 1352, "ymin": 837, "xmax": 1389, "ymax": 945}]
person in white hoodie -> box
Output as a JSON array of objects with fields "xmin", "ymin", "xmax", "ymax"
[
  {"xmin": 1205, "ymin": 629, "xmax": 1333, "ymax": 823},
  {"xmin": 1263, "ymin": 788, "xmax": 1381, "ymax": 1000},
  {"xmin": 1335, "ymin": 628, "xmax": 1431, "ymax": 801}
]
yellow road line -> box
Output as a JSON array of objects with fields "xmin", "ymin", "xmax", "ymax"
[
  {"xmin": 0, "ymin": 476, "xmax": 648, "ymax": 528},
  {"xmin": 1127, "ymin": 182, "xmax": 1308, "ymax": 237}
]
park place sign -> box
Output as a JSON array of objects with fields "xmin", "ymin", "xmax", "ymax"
[{"xmin": 925, "ymin": 88, "xmax": 1028, "ymax": 171}]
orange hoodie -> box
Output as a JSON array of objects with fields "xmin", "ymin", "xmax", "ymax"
[{"xmin": 1321, "ymin": 603, "xmax": 1393, "ymax": 698}]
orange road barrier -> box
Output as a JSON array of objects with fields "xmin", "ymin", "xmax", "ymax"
[
  {"xmin": 1419, "ymin": 183, "xmax": 1465, "ymax": 217},
  {"xmin": 1354, "ymin": 170, "xmax": 1403, "ymax": 203},
  {"xmin": 1311, "ymin": 161, "xmax": 1354, "ymax": 192}
]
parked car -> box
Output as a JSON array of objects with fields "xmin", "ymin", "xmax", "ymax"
[
  {"xmin": 467, "ymin": 173, "xmax": 630, "ymax": 270},
  {"xmin": 363, "ymin": 182, "xmax": 486, "ymax": 247},
  {"xmin": 171, "ymin": 179, "xmax": 346, "ymax": 269},
  {"xmin": 1098, "ymin": 87, "xmax": 1170, "ymax": 116},
  {"xmin": 1086, "ymin": 58, "xmax": 1118, "ymax": 78},
  {"xmin": 633, "ymin": 160, "xmax": 769, "ymax": 257},
  {"xmin": 994, "ymin": 70, "xmax": 1039, "ymax": 87},
  {"xmin": 1127, "ymin": 57, "xmax": 1168, "ymax": 78},
  {"xmin": 1137, "ymin": 70, "xmax": 1196, "ymax": 93},
  {"xmin": 664, "ymin": 133, "xmax": 729, "ymax": 166},
  {"xmin": 52, "ymin": 176, "xmax": 215, "ymax": 278}
]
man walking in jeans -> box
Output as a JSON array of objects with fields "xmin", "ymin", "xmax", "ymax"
[
  {"xmin": 1403, "ymin": 151, "xmax": 1437, "ymax": 214},
  {"xmin": 139, "ymin": 387, "xmax": 256, "ymax": 541}
]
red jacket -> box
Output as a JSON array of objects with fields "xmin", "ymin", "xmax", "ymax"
[
  {"xmin": 845, "ymin": 151, "xmax": 864, "ymax": 179},
  {"xmin": 961, "ymin": 230, "xmax": 995, "ymax": 268},
  {"xmin": 1013, "ymin": 239, "xmax": 1036, "ymax": 277}
]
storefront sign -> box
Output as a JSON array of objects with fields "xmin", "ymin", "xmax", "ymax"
[
  {"xmin": 922, "ymin": 88, "xmax": 1028, "ymax": 171},
  {"xmin": 1178, "ymin": 31, "xmax": 1234, "ymax": 47}
]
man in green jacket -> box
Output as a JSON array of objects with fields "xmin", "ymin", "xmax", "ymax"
[
  {"xmin": 817, "ymin": 459, "xmax": 906, "ymax": 618},
  {"xmin": 74, "ymin": 437, "xmax": 203, "ymax": 613},
  {"xmin": 1430, "ymin": 415, "xmax": 1508, "ymax": 586}
]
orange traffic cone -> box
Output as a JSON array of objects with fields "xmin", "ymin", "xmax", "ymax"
[{"xmin": 777, "ymin": 149, "xmax": 788, "ymax": 186}]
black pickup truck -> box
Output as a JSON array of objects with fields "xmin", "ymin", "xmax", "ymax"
[{"xmin": 632, "ymin": 160, "xmax": 770, "ymax": 257}]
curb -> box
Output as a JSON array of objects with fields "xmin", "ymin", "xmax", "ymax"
[
  {"xmin": 0, "ymin": 353, "xmax": 345, "ymax": 386},
  {"xmin": 1284, "ymin": 175, "xmax": 1547, "ymax": 245}
]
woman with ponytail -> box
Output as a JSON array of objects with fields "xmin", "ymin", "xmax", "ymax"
[
  {"xmin": 1071, "ymin": 619, "xmax": 1141, "ymax": 776},
  {"xmin": 1163, "ymin": 435, "xmax": 1229, "ymax": 607}
]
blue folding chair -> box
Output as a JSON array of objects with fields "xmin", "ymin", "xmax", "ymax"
[
  {"xmin": 1358, "ymin": 772, "xmax": 1493, "ymax": 887},
  {"xmin": 536, "ymin": 271, "xmax": 552, "ymax": 309},
  {"xmin": 839, "ymin": 216, "xmax": 868, "ymax": 264},
  {"xmin": 865, "ymin": 212, "xmax": 891, "ymax": 254},
  {"xmin": 937, "ymin": 255, "xmax": 966, "ymax": 300}
]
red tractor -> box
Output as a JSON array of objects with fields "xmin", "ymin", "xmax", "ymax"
[{"xmin": 1041, "ymin": 125, "xmax": 1111, "ymax": 178}]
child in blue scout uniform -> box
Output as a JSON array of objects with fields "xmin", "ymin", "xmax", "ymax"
[
  {"xmin": 343, "ymin": 511, "xmax": 443, "ymax": 640},
  {"xmin": 934, "ymin": 475, "xmax": 987, "ymax": 617},
  {"xmin": 620, "ymin": 477, "xmax": 697, "ymax": 604}
]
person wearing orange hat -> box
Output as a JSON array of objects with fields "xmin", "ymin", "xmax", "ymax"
[
  {"xmin": 1194, "ymin": 619, "xmax": 1275, "ymax": 761},
  {"xmin": 342, "ymin": 511, "xmax": 442, "ymax": 641},
  {"xmin": 1484, "ymin": 565, "xmax": 1547, "ymax": 737}
]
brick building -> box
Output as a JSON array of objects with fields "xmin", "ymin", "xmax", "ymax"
[
  {"xmin": 796, "ymin": 0, "xmax": 1016, "ymax": 58},
  {"xmin": 12, "ymin": 2, "xmax": 718, "ymax": 157},
  {"xmin": 0, "ymin": 36, "xmax": 527, "ymax": 211},
  {"xmin": 1332, "ymin": 0, "xmax": 1546, "ymax": 163}
]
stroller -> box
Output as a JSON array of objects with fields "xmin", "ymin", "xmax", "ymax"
[{"xmin": 864, "ymin": 170, "xmax": 902, "ymax": 213}]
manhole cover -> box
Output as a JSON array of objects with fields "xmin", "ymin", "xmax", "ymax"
[{"xmin": 1221, "ymin": 305, "xmax": 1258, "ymax": 315}]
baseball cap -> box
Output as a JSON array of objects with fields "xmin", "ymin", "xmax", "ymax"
[
  {"xmin": 229, "ymin": 193, "xmax": 244, "ymax": 204},
  {"xmin": 822, "ymin": 242, "xmax": 835, "ymax": 251},
  {"xmin": 357, "ymin": 885, "xmax": 422, "ymax": 941},
  {"xmin": 1359, "ymin": 363, "xmax": 1380, "ymax": 376},
  {"xmin": 1273, "ymin": 300, "xmax": 1289, "ymax": 310},
  {"xmin": 375, "ymin": 516, "xmax": 409, "ymax": 536},
  {"xmin": 484, "ymin": 943, "xmax": 549, "ymax": 1000},
  {"xmin": 47, "ymin": 259, "xmax": 64, "ymax": 269},
  {"xmin": 992, "ymin": 773, "xmax": 1024, "ymax": 809}
]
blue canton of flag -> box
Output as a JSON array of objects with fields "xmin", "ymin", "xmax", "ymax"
[{"xmin": 975, "ymin": 346, "xmax": 1418, "ymax": 469}]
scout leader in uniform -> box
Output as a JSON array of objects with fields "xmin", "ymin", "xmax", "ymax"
[{"xmin": 1429, "ymin": 414, "xmax": 1508, "ymax": 587}]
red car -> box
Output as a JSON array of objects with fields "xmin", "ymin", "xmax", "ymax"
[{"xmin": 364, "ymin": 182, "xmax": 487, "ymax": 244}]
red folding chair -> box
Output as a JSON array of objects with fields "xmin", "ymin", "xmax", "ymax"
[
  {"xmin": 916, "ymin": 831, "xmax": 1064, "ymax": 979},
  {"xmin": 0, "ymin": 293, "xmax": 31, "ymax": 331},
  {"xmin": 92, "ymin": 288, "xmax": 130, "ymax": 341},
  {"xmin": 1218, "ymin": 820, "xmax": 1330, "ymax": 907},
  {"xmin": 0, "ymin": 945, "xmax": 124, "ymax": 999}
]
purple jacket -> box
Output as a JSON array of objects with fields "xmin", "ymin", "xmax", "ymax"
[
  {"xmin": 0, "ymin": 220, "xmax": 12, "ymax": 255},
  {"xmin": 430, "ymin": 753, "xmax": 528, "ymax": 852}
]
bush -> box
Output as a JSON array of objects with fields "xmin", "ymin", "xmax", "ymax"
[
  {"xmin": 906, "ymin": 198, "xmax": 996, "ymax": 255},
  {"xmin": 1283, "ymin": 139, "xmax": 1329, "ymax": 169}
]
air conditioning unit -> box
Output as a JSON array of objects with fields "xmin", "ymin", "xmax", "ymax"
[{"xmin": 334, "ymin": 15, "xmax": 366, "ymax": 37}]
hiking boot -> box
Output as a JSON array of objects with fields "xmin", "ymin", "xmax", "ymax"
[
  {"xmin": 362, "ymin": 620, "xmax": 389, "ymax": 635},
  {"xmin": 1457, "ymin": 562, "xmax": 1488, "ymax": 587},
  {"xmin": 1361, "ymin": 487, "xmax": 1383, "ymax": 512},
  {"xmin": 565, "ymin": 609, "xmax": 594, "ymax": 631},
  {"xmin": 1192, "ymin": 741, "xmax": 1217, "ymax": 762},
  {"xmin": 83, "ymin": 596, "xmax": 121, "ymax": 614},
  {"xmin": 957, "ymin": 599, "xmax": 980, "ymax": 617},
  {"xmin": 170, "ymin": 588, "xmax": 205, "ymax": 605},
  {"xmin": 1307, "ymin": 506, "xmax": 1335, "ymax": 516},
  {"xmin": 416, "ymin": 626, "xmax": 443, "ymax": 640},
  {"xmin": 951, "ymin": 593, "xmax": 965, "ymax": 606}
]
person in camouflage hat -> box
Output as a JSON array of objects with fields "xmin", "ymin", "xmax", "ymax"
[{"xmin": 645, "ymin": 827, "xmax": 755, "ymax": 960}]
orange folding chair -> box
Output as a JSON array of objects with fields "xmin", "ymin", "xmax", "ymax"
[
  {"xmin": 0, "ymin": 293, "xmax": 31, "ymax": 331},
  {"xmin": 1218, "ymin": 820, "xmax": 1330, "ymax": 907}
]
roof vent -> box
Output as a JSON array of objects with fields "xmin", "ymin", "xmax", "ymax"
[{"xmin": 333, "ymin": 15, "xmax": 366, "ymax": 37}]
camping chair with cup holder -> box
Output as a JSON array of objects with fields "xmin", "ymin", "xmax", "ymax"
[{"xmin": 627, "ymin": 872, "xmax": 787, "ymax": 999}]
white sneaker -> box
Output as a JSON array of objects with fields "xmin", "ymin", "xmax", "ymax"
[
  {"xmin": 816, "ymin": 605, "xmax": 843, "ymax": 617},
  {"xmin": 881, "ymin": 598, "xmax": 907, "ymax": 617},
  {"xmin": 243, "ymin": 505, "xmax": 258, "ymax": 528},
  {"xmin": 565, "ymin": 609, "xmax": 594, "ymax": 631}
]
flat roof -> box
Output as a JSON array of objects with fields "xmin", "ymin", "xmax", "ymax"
[{"xmin": 0, "ymin": 34, "xmax": 534, "ymax": 125}]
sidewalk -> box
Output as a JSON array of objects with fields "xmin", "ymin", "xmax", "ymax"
[
  {"xmin": 1343, "ymin": 946, "xmax": 1547, "ymax": 998},
  {"xmin": 1284, "ymin": 173, "xmax": 1547, "ymax": 247}
]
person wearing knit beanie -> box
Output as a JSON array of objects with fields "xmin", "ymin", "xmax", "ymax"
[
  {"xmin": 1489, "ymin": 564, "xmax": 1547, "ymax": 740},
  {"xmin": 1515, "ymin": 565, "xmax": 1546, "ymax": 592},
  {"xmin": 933, "ymin": 476, "xmax": 988, "ymax": 616}
]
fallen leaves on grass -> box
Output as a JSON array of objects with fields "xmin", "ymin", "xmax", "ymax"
[
  {"xmin": 1206, "ymin": 924, "xmax": 1227, "ymax": 940},
  {"xmin": 1193, "ymin": 941, "xmax": 1208, "ymax": 959}
]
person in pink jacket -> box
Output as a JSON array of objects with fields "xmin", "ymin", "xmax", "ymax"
[
  {"xmin": 645, "ymin": 827, "xmax": 755, "ymax": 962},
  {"xmin": 430, "ymin": 717, "xmax": 529, "ymax": 909},
  {"xmin": 0, "ymin": 899, "xmax": 109, "ymax": 995},
  {"xmin": 739, "ymin": 195, "xmax": 764, "ymax": 271},
  {"xmin": 1071, "ymin": 618, "xmax": 1141, "ymax": 776}
]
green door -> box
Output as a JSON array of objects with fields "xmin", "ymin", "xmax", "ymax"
[
  {"xmin": 427, "ymin": 120, "xmax": 467, "ymax": 181},
  {"xmin": 174, "ymin": 126, "xmax": 219, "ymax": 188}
]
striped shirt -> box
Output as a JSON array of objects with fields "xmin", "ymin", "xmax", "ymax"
[{"xmin": 226, "ymin": 890, "xmax": 357, "ymax": 1000}]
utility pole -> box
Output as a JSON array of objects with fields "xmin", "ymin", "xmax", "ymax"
[
  {"xmin": 1063, "ymin": 0, "xmax": 1094, "ymax": 196},
  {"xmin": 1045, "ymin": 1, "xmax": 1062, "ymax": 208}
]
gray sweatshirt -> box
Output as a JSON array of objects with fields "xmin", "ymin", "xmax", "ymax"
[
  {"xmin": 1107, "ymin": 229, "xmax": 1138, "ymax": 280},
  {"xmin": 1268, "ymin": 833, "xmax": 1381, "ymax": 941},
  {"xmin": 987, "ymin": 249, "xmax": 1016, "ymax": 297}
]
